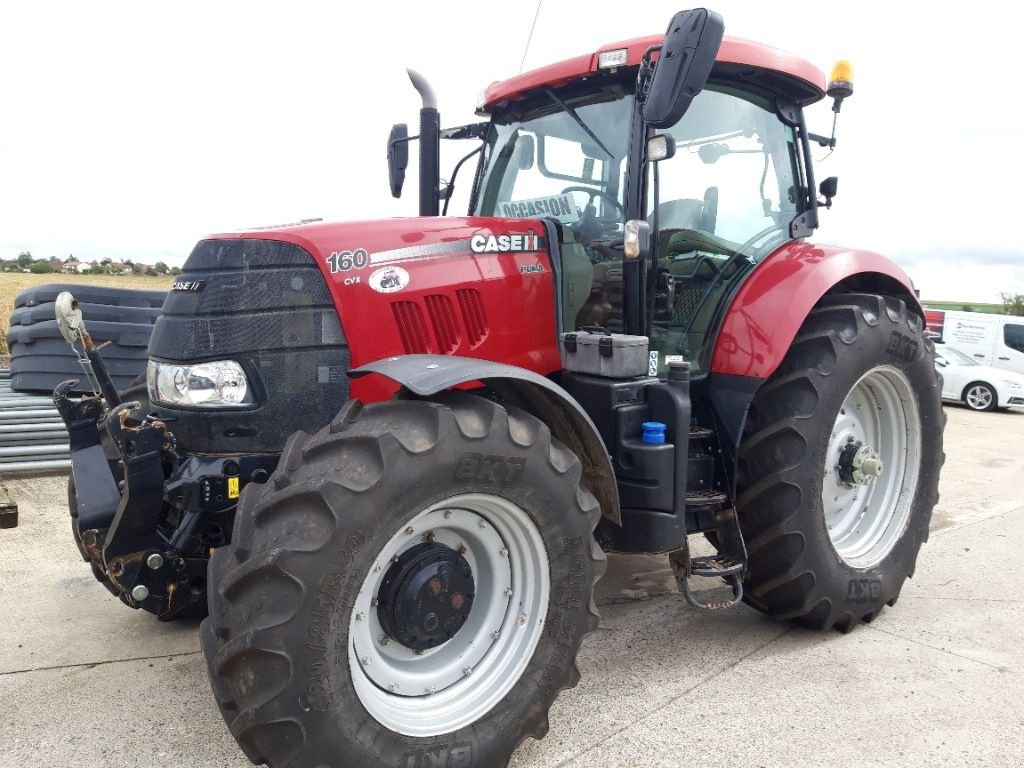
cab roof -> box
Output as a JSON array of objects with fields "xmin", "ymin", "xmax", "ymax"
[{"xmin": 482, "ymin": 35, "xmax": 826, "ymax": 110}]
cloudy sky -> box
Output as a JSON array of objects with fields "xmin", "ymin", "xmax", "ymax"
[{"xmin": 2, "ymin": 1, "xmax": 1020, "ymax": 301}]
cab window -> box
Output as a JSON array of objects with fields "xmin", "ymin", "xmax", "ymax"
[{"xmin": 647, "ymin": 87, "xmax": 802, "ymax": 375}]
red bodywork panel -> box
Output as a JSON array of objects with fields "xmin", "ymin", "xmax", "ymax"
[
  {"xmin": 484, "ymin": 35, "xmax": 826, "ymax": 108},
  {"xmin": 710, "ymin": 241, "xmax": 921, "ymax": 380},
  {"xmin": 206, "ymin": 218, "xmax": 561, "ymax": 402}
]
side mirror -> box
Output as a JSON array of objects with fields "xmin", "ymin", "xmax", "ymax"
[
  {"xmin": 387, "ymin": 123, "xmax": 409, "ymax": 199},
  {"xmin": 819, "ymin": 176, "xmax": 838, "ymax": 208},
  {"xmin": 644, "ymin": 8, "xmax": 725, "ymax": 129}
]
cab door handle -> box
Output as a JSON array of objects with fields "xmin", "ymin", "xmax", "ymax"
[
  {"xmin": 998, "ymin": 356, "xmax": 1011, "ymax": 361},
  {"xmin": 974, "ymin": 353, "xmax": 986, "ymax": 358}
]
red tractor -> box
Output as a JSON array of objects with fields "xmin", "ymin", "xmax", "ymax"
[{"xmin": 55, "ymin": 9, "xmax": 943, "ymax": 768}]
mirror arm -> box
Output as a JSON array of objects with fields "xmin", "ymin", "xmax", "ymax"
[
  {"xmin": 441, "ymin": 143, "xmax": 485, "ymax": 216},
  {"xmin": 807, "ymin": 131, "xmax": 836, "ymax": 149}
]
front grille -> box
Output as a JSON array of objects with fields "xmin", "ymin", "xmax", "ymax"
[
  {"xmin": 425, "ymin": 294, "xmax": 460, "ymax": 354},
  {"xmin": 148, "ymin": 238, "xmax": 349, "ymax": 453},
  {"xmin": 456, "ymin": 289, "xmax": 488, "ymax": 348},
  {"xmin": 392, "ymin": 301, "xmax": 430, "ymax": 354}
]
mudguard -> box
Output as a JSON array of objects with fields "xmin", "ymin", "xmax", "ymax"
[
  {"xmin": 350, "ymin": 354, "xmax": 620, "ymax": 524},
  {"xmin": 711, "ymin": 241, "xmax": 921, "ymax": 380}
]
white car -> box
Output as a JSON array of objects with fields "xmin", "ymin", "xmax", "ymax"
[{"xmin": 934, "ymin": 345, "xmax": 1024, "ymax": 411}]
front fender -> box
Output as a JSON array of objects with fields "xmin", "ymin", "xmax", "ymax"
[
  {"xmin": 711, "ymin": 241, "xmax": 921, "ymax": 379},
  {"xmin": 350, "ymin": 354, "xmax": 620, "ymax": 524}
]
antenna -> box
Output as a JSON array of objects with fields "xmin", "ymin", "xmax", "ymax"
[{"xmin": 519, "ymin": 0, "xmax": 543, "ymax": 73}]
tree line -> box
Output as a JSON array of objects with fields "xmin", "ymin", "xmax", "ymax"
[{"xmin": 1, "ymin": 251, "xmax": 180, "ymax": 276}]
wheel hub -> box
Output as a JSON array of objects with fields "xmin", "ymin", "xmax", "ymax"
[
  {"xmin": 837, "ymin": 441, "xmax": 884, "ymax": 486},
  {"xmin": 377, "ymin": 542, "xmax": 475, "ymax": 651}
]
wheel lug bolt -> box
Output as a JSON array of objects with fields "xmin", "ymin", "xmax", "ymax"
[
  {"xmin": 426, "ymin": 685, "xmax": 436, "ymax": 694},
  {"xmin": 479, "ymin": 520, "xmax": 487, "ymax": 528},
  {"xmin": 415, "ymin": 649, "xmax": 424, "ymax": 656},
  {"xmin": 371, "ymin": 598, "xmax": 379, "ymax": 607},
  {"xmin": 518, "ymin": 613, "xmax": 527, "ymax": 626},
  {"xmin": 425, "ymin": 531, "xmax": 436, "ymax": 542},
  {"xmin": 356, "ymin": 612, "xmax": 366, "ymax": 621},
  {"xmin": 393, "ymin": 555, "xmax": 400, "ymax": 563},
  {"xmin": 361, "ymin": 656, "xmax": 370, "ymax": 665},
  {"xmin": 389, "ymin": 683, "xmax": 399, "ymax": 692},
  {"xmin": 379, "ymin": 634, "xmax": 389, "ymax": 646},
  {"xmin": 499, "ymin": 547, "xmax": 508, "ymax": 557},
  {"xmin": 457, "ymin": 544, "xmax": 467, "ymax": 555},
  {"xmin": 443, "ymin": 510, "xmax": 452, "ymax": 519},
  {"xmin": 491, "ymin": 629, "xmax": 500, "ymax": 639},
  {"xmin": 463, "ymin": 666, "xmax": 473, "ymax": 676},
  {"xmin": 406, "ymin": 526, "xmax": 415, "ymax": 534},
  {"xmin": 505, "ymin": 588, "xmax": 513, "ymax": 597}
]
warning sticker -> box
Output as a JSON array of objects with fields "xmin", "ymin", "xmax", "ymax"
[{"xmin": 227, "ymin": 477, "xmax": 239, "ymax": 500}]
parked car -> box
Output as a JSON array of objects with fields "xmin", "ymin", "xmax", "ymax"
[
  {"xmin": 934, "ymin": 345, "xmax": 1024, "ymax": 411},
  {"xmin": 924, "ymin": 309, "xmax": 1024, "ymax": 377}
]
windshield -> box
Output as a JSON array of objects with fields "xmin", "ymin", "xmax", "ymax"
[
  {"xmin": 473, "ymin": 83, "xmax": 633, "ymax": 238},
  {"xmin": 939, "ymin": 347, "xmax": 977, "ymax": 366}
]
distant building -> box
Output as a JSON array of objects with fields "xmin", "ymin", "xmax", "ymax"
[{"xmin": 62, "ymin": 259, "xmax": 85, "ymax": 273}]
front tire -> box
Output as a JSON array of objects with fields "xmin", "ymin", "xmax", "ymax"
[
  {"xmin": 735, "ymin": 294, "xmax": 944, "ymax": 631},
  {"xmin": 963, "ymin": 381, "xmax": 997, "ymax": 411},
  {"xmin": 201, "ymin": 392, "xmax": 604, "ymax": 768}
]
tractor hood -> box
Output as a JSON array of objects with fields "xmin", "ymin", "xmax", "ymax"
[{"xmin": 149, "ymin": 216, "xmax": 562, "ymax": 451}]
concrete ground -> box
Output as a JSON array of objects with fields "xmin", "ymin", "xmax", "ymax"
[{"xmin": 2, "ymin": 404, "xmax": 1023, "ymax": 767}]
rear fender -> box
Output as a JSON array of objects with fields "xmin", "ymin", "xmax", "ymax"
[
  {"xmin": 711, "ymin": 241, "xmax": 921, "ymax": 380},
  {"xmin": 350, "ymin": 355, "xmax": 620, "ymax": 524}
]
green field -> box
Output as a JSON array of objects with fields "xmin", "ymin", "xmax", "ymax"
[
  {"xmin": 921, "ymin": 300, "xmax": 1006, "ymax": 314},
  {"xmin": 0, "ymin": 273, "xmax": 173, "ymax": 355}
]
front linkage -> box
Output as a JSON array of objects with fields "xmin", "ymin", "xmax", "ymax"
[{"xmin": 55, "ymin": 380, "xmax": 275, "ymax": 620}]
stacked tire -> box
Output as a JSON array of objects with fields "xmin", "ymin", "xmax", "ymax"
[{"xmin": 8, "ymin": 283, "xmax": 166, "ymax": 394}]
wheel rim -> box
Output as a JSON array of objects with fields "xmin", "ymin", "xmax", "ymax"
[
  {"xmin": 821, "ymin": 366, "xmax": 922, "ymax": 568},
  {"xmin": 348, "ymin": 493, "xmax": 550, "ymax": 737},
  {"xmin": 966, "ymin": 385, "xmax": 993, "ymax": 410}
]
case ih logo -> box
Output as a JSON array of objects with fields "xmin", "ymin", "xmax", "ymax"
[
  {"xmin": 470, "ymin": 233, "xmax": 543, "ymax": 254},
  {"xmin": 171, "ymin": 280, "xmax": 205, "ymax": 292}
]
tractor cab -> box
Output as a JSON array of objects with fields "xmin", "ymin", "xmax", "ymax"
[{"xmin": 468, "ymin": 34, "xmax": 829, "ymax": 377}]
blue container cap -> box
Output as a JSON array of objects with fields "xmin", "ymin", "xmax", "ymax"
[{"xmin": 641, "ymin": 421, "xmax": 667, "ymax": 445}]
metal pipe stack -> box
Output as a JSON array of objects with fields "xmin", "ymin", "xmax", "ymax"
[{"xmin": 0, "ymin": 370, "xmax": 70, "ymax": 472}]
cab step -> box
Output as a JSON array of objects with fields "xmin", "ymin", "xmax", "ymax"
[{"xmin": 669, "ymin": 506, "xmax": 748, "ymax": 611}]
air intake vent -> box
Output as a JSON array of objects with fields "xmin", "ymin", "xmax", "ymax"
[
  {"xmin": 424, "ymin": 294, "xmax": 460, "ymax": 355},
  {"xmin": 391, "ymin": 301, "xmax": 431, "ymax": 354},
  {"xmin": 456, "ymin": 289, "xmax": 489, "ymax": 348}
]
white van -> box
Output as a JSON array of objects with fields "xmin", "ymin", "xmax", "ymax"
[{"xmin": 924, "ymin": 309, "xmax": 1024, "ymax": 376}]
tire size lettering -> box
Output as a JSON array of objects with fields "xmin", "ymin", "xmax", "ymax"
[
  {"xmin": 402, "ymin": 745, "xmax": 472, "ymax": 768},
  {"xmin": 454, "ymin": 453, "xmax": 526, "ymax": 485},
  {"xmin": 326, "ymin": 248, "xmax": 369, "ymax": 274},
  {"xmin": 886, "ymin": 331, "xmax": 919, "ymax": 362},
  {"xmin": 847, "ymin": 578, "xmax": 881, "ymax": 603}
]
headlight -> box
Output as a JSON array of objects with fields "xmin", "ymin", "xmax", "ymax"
[{"xmin": 147, "ymin": 359, "xmax": 253, "ymax": 407}]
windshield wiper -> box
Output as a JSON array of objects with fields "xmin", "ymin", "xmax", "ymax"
[{"xmin": 540, "ymin": 87, "xmax": 613, "ymax": 159}]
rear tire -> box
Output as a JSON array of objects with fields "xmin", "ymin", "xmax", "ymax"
[
  {"xmin": 201, "ymin": 392, "xmax": 604, "ymax": 768},
  {"xmin": 735, "ymin": 294, "xmax": 944, "ymax": 632},
  {"xmin": 962, "ymin": 381, "xmax": 997, "ymax": 411}
]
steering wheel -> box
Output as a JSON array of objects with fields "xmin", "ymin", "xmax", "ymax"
[{"xmin": 560, "ymin": 186, "xmax": 625, "ymax": 217}]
